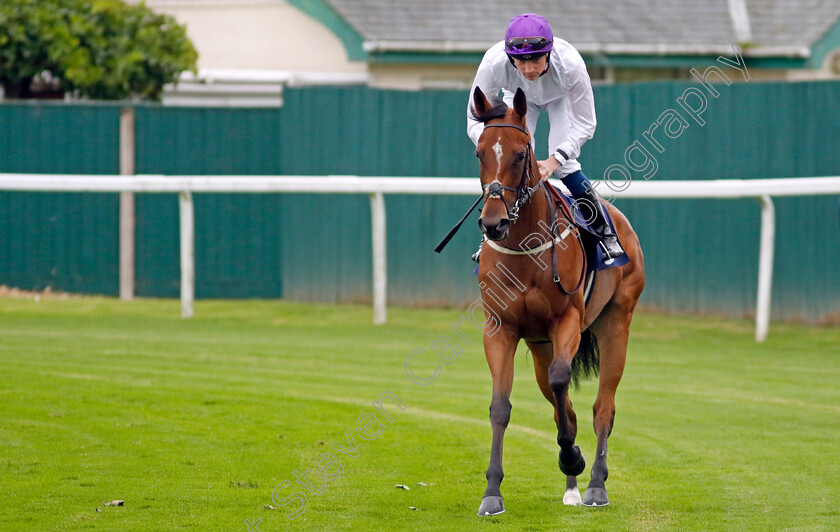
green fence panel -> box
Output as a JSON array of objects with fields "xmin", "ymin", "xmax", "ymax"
[
  {"xmin": 276, "ymin": 88, "xmax": 484, "ymax": 305},
  {"xmin": 135, "ymin": 107, "xmax": 286, "ymax": 298},
  {"xmin": 1, "ymin": 81, "xmax": 838, "ymax": 322},
  {"xmin": 134, "ymin": 91, "xmax": 483, "ymax": 304},
  {"xmin": 773, "ymin": 195, "xmax": 840, "ymax": 323},
  {"xmin": 0, "ymin": 103, "xmax": 120, "ymax": 294},
  {"xmin": 580, "ymin": 80, "xmax": 840, "ymax": 321}
]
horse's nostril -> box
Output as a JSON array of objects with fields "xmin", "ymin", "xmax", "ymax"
[{"xmin": 481, "ymin": 218, "xmax": 510, "ymax": 240}]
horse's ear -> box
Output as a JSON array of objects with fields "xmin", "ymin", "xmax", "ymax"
[
  {"xmin": 513, "ymin": 88, "xmax": 527, "ymax": 119},
  {"xmin": 473, "ymin": 86, "xmax": 490, "ymax": 117}
]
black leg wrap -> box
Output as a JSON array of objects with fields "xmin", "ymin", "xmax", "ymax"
[{"xmin": 558, "ymin": 445, "xmax": 586, "ymax": 476}]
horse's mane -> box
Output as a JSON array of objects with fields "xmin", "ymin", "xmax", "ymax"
[{"xmin": 472, "ymin": 102, "xmax": 510, "ymax": 124}]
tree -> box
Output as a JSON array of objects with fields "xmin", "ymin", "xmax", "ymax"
[{"xmin": 0, "ymin": 0, "xmax": 197, "ymax": 100}]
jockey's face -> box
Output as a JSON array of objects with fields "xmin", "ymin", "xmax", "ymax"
[{"xmin": 512, "ymin": 55, "xmax": 548, "ymax": 81}]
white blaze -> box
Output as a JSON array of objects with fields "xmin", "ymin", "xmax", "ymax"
[{"xmin": 492, "ymin": 138, "xmax": 503, "ymax": 179}]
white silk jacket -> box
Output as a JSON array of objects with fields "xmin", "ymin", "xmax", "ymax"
[{"xmin": 467, "ymin": 38, "xmax": 597, "ymax": 176}]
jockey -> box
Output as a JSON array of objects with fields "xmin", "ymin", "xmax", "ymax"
[{"xmin": 467, "ymin": 13, "xmax": 625, "ymax": 264}]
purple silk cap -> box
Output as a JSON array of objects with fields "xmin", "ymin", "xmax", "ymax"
[{"xmin": 504, "ymin": 13, "xmax": 553, "ymax": 56}]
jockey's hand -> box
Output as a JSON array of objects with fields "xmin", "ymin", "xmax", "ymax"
[{"xmin": 537, "ymin": 157, "xmax": 561, "ymax": 181}]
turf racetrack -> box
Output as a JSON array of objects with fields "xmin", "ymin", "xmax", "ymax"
[{"xmin": 1, "ymin": 297, "xmax": 838, "ymax": 531}]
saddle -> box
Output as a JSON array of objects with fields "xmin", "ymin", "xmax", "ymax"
[
  {"xmin": 546, "ymin": 184, "xmax": 630, "ymax": 303},
  {"xmin": 549, "ymin": 185, "xmax": 629, "ymax": 272}
]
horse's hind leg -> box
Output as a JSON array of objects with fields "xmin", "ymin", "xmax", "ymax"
[
  {"xmin": 585, "ymin": 302, "xmax": 632, "ymax": 507},
  {"xmin": 478, "ymin": 329, "xmax": 517, "ymax": 516},
  {"xmin": 527, "ymin": 340, "xmax": 582, "ymax": 506}
]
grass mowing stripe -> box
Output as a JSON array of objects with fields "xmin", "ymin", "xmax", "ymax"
[{"xmin": 0, "ymin": 297, "xmax": 838, "ymax": 531}]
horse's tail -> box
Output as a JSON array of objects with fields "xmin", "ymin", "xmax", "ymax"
[{"xmin": 571, "ymin": 329, "xmax": 600, "ymax": 388}]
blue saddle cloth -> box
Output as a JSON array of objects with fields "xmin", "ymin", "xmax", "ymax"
[{"xmin": 553, "ymin": 186, "xmax": 630, "ymax": 273}]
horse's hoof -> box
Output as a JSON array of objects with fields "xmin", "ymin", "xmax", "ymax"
[
  {"xmin": 582, "ymin": 487, "xmax": 609, "ymax": 507},
  {"xmin": 563, "ymin": 486, "xmax": 582, "ymax": 506},
  {"xmin": 559, "ymin": 446, "xmax": 586, "ymax": 476},
  {"xmin": 477, "ymin": 495, "xmax": 505, "ymax": 516}
]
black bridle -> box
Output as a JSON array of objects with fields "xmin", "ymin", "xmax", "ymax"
[
  {"xmin": 480, "ymin": 123, "xmax": 544, "ymax": 223},
  {"xmin": 434, "ymin": 122, "xmax": 543, "ymax": 253},
  {"xmin": 434, "ymin": 121, "xmax": 587, "ymax": 295}
]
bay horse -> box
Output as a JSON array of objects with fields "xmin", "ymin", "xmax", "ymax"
[{"xmin": 471, "ymin": 87, "xmax": 645, "ymax": 513}]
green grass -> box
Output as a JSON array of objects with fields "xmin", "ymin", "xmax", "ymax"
[{"xmin": 0, "ymin": 297, "xmax": 838, "ymax": 531}]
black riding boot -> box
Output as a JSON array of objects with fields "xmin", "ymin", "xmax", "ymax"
[{"xmin": 575, "ymin": 188, "xmax": 625, "ymax": 262}]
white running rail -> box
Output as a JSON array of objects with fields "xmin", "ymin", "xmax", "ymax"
[{"xmin": 2, "ymin": 174, "xmax": 839, "ymax": 341}]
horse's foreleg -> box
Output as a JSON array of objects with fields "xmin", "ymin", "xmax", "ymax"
[
  {"xmin": 548, "ymin": 311, "xmax": 586, "ymax": 479},
  {"xmin": 527, "ymin": 340, "xmax": 582, "ymax": 506},
  {"xmin": 585, "ymin": 303, "xmax": 632, "ymax": 507},
  {"xmin": 478, "ymin": 330, "xmax": 517, "ymax": 516}
]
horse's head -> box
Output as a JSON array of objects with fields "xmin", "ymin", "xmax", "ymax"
[{"xmin": 473, "ymin": 86, "xmax": 533, "ymax": 242}]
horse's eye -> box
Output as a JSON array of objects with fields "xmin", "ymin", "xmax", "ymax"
[{"xmin": 515, "ymin": 151, "xmax": 526, "ymax": 163}]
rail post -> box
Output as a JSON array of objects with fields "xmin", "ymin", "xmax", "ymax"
[
  {"xmin": 119, "ymin": 107, "xmax": 135, "ymax": 300},
  {"xmin": 755, "ymin": 195, "xmax": 775, "ymax": 342},
  {"xmin": 179, "ymin": 191, "xmax": 195, "ymax": 318},
  {"xmin": 370, "ymin": 191, "xmax": 387, "ymax": 325}
]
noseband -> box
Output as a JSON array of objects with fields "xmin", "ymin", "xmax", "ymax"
[{"xmin": 481, "ymin": 123, "xmax": 543, "ymax": 223}]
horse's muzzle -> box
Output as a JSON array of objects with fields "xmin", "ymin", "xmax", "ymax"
[{"xmin": 478, "ymin": 216, "xmax": 510, "ymax": 241}]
